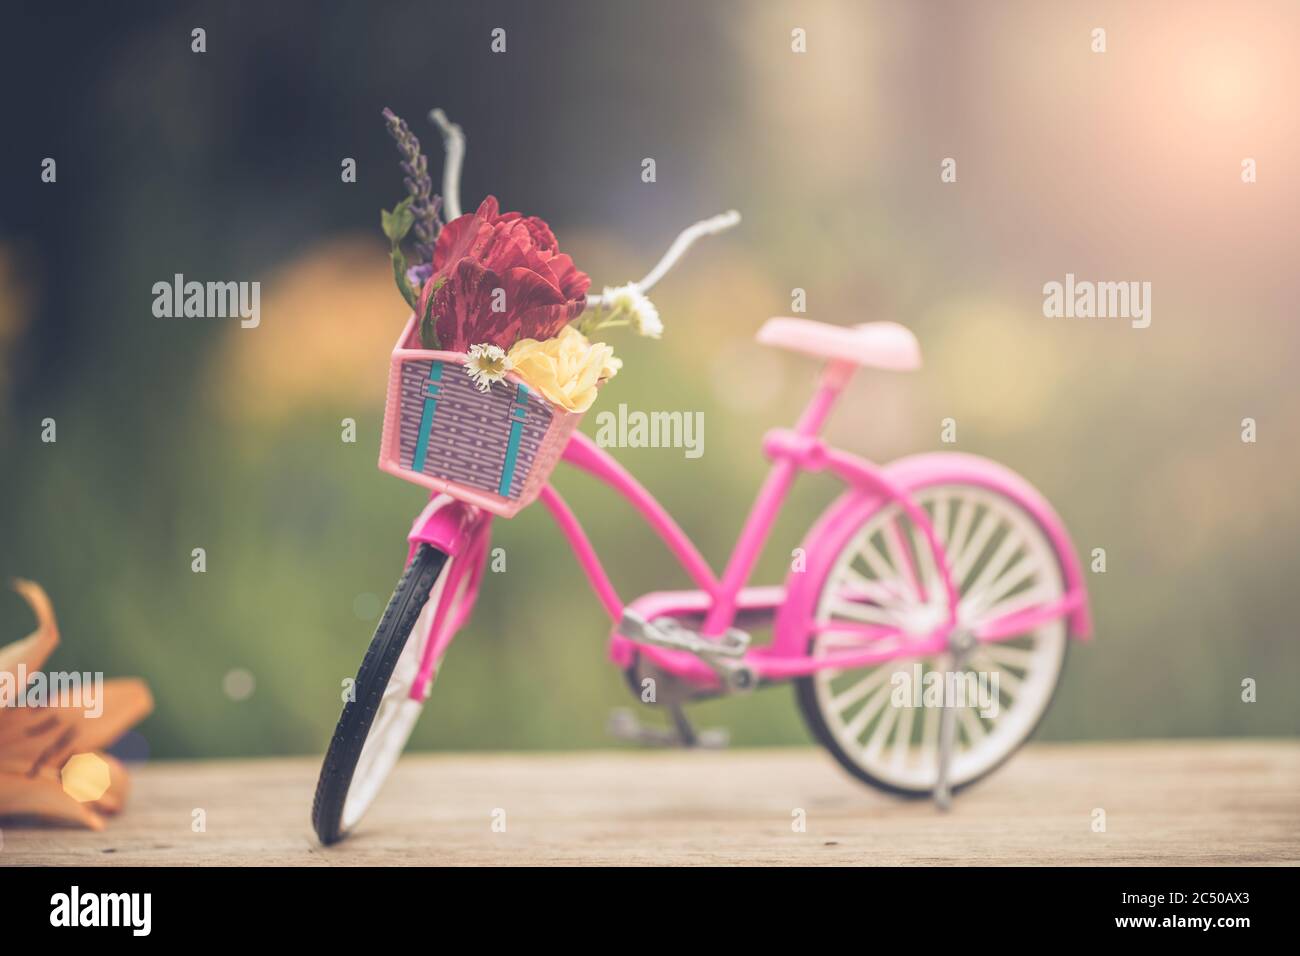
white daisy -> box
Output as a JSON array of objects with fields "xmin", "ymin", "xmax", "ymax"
[
  {"xmin": 464, "ymin": 343, "xmax": 512, "ymax": 392},
  {"xmin": 602, "ymin": 283, "xmax": 663, "ymax": 338}
]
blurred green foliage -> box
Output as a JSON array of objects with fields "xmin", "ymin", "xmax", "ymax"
[{"xmin": 2, "ymin": 1, "xmax": 1296, "ymax": 758}]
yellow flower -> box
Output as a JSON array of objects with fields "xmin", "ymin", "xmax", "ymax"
[{"xmin": 507, "ymin": 325, "xmax": 618, "ymax": 414}]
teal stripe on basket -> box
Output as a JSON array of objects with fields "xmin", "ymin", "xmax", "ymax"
[
  {"xmin": 411, "ymin": 361, "xmax": 444, "ymax": 473},
  {"xmin": 498, "ymin": 384, "xmax": 529, "ymax": 497}
]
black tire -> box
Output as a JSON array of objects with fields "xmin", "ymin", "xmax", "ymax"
[
  {"xmin": 794, "ymin": 640, "xmax": 1069, "ymax": 798},
  {"xmin": 312, "ymin": 544, "xmax": 449, "ymax": 844}
]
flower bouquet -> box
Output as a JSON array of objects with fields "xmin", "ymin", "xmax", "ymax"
[{"xmin": 375, "ymin": 108, "xmax": 676, "ymax": 517}]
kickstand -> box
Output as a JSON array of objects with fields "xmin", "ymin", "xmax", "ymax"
[
  {"xmin": 606, "ymin": 706, "xmax": 729, "ymax": 749},
  {"xmin": 934, "ymin": 689, "xmax": 956, "ymax": 811},
  {"xmin": 668, "ymin": 704, "xmax": 698, "ymax": 747},
  {"xmin": 934, "ymin": 630, "xmax": 976, "ymax": 812}
]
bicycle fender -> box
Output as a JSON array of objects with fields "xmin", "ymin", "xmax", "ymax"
[
  {"xmin": 406, "ymin": 494, "xmax": 488, "ymax": 563},
  {"xmin": 772, "ymin": 451, "xmax": 1092, "ymax": 659}
]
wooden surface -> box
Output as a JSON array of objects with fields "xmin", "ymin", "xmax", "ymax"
[{"xmin": 2, "ymin": 740, "xmax": 1297, "ymax": 866}]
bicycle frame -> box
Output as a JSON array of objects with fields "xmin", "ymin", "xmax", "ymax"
[{"xmin": 409, "ymin": 358, "xmax": 1091, "ymax": 695}]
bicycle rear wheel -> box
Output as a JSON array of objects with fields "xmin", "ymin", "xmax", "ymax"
[
  {"xmin": 796, "ymin": 481, "xmax": 1069, "ymax": 796},
  {"xmin": 312, "ymin": 543, "xmax": 468, "ymax": 844}
]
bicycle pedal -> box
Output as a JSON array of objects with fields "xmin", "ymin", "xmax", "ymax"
[{"xmin": 618, "ymin": 609, "xmax": 750, "ymax": 659}]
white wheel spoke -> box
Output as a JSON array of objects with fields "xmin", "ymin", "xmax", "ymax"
[
  {"xmin": 830, "ymin": 597, "xmax": 904, "ymax": 627},
  {"xmin": 980, "ymin": 641, "xmax": 1038, "ymax": 671},
  {"xmin": 829, "ymin": 666, "xmax": 889, "ymax": 715},
  {"xmin": 962, "ymin": 531, "xmax": 1023, "ymax": 612},
  {"xmin": 946, "ymin": 500, "xmax": 974, "ymax": 567},
  {"xmin": 931, "ymin": 495, "xmax": 950, "ymax": 549},
  {"xmin": 835, "ymin": 565, "xmax": 910, "ymax": 615},
  {"xmin": 970, "ymin": 652, "xmax": 1022, "ymax": 700},
  {"xmin": 958, "ymin": 706, "xmax": 987, "ymax": 745},
  {"xmin": 949, "ymin": 510, "xmax": 998, "ymax": 586},
  {"xmin": 918, "ymin": 698, "xmax": 939, "ymax": 767},
  {"xmin": 854, "ymin": 528, "xmax": 907, "ymax": 597},
  {"xmin": 908, "ymin": 521, "xmax": 942, "ymax": 603},
  {"xmin": 864, "ymin": 697, "xmax": 900, "ymax": 759},
  {"xmin": 842, "ymin": 681, "xmax": 892, "ymax": 741},
  {"xmin": 883, "ymin": 520, "xmax": 921, "ymax": 603},
  {"xmin": 969, "ymin": 584, "xmax": 1054, "ymax": 631},
  {"xmin": 890, "ymin": 695, "xmax": 916, "ymax": 768},
  {"xmin": 968, "ymin": 555, "xmax": 1038, "ymax": 619}
]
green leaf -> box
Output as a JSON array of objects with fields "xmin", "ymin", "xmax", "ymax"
[
  {"xmin": 391, "ymin": 245, "xmax": 418, "ymax": 311},
  {"xmin": 381, "ymin": 197, "xmax": 415, "ymax": 244},
  {"xmin": 420, "ymin": 277, "xmax": 444, "ymax": 349}
]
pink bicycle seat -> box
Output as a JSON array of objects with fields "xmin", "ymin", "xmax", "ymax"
[{"xmin": 757, "ymin": 316, "xmax": 922, "ymax": 371}]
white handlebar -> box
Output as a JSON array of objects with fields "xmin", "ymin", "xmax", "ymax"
[
  {"xmin": 588, "ymin": 210, "xmax": 741, "ymax": 306},
  {"xmin": 428, "ymin": 108, "xmax": 465, "ymax": 221},
  {"xmin": 429, "ymin": 109, "xmax": 740, "ymax": 302}
]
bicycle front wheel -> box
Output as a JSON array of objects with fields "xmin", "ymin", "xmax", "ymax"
[{"xmin": 312, "ymin": 543, "xmax": 463, "ymax": 844}]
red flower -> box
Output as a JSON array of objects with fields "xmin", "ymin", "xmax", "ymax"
[{"xmin": 418, "ymin": 196, "xmax": 590, "ymax": 351}]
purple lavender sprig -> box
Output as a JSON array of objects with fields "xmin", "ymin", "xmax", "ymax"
[{"xmin": 382, "ymin": 108, "xmax": 442, "ymax": 262}]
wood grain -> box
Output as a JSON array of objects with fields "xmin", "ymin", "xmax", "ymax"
[{"xmin": 2, "ymin": 740, "xmax": 1296, "ymax": 866}]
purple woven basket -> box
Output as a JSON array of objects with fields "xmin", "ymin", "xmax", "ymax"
[{"xmin": 379, "ymin": 318, "xmax": 582, "ymax": 517}]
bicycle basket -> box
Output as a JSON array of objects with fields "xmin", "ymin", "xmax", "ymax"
[{"xmin": 378, "ymin": 316, "xmax": 583, "ymax": 517}]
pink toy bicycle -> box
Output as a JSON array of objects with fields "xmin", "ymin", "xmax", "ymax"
[{"xmin": 311, "ymin": 118, "xmax": 1092, "ymax": 846}]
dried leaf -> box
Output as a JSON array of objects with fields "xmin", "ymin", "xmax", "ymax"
[
  {"xmin": 0, "ymin": 581, "xmax": 152, "ymax": 830},
  {"xmin": 0, "ymin": 578, "xmax": 59, "ymax": 677}
]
